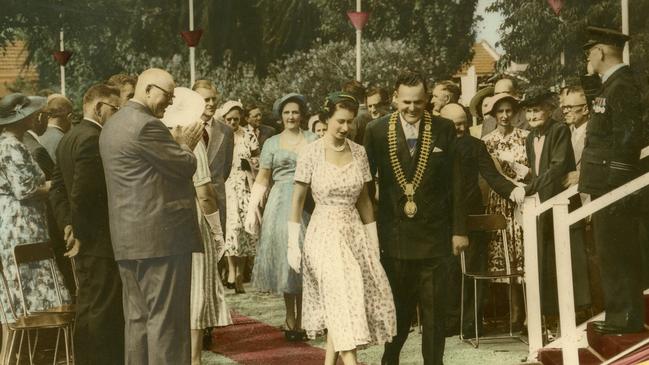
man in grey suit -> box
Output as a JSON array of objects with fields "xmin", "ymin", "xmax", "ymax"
[
  {"xmin": 192, "ymin": 79, "xmax": 234, "ymax": 229},
  {"xmin": 99, "ymin": 68, "xmax": 204, "ymax": 365}
]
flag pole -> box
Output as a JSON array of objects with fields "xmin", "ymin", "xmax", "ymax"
[
  {"xmin": 59, "ymin": 29, "xmax": 66, "ymax": 96},
  {"xmin": 355, "ymin": 0, "xmax": 362, "ymax": 82},
  {"xmin": 189, "ymin": 0, "xmax": 196, "ymax": 86},
  {"xmin": 621, "ymin": 0, "xmax": 629, "ymax": 64}
]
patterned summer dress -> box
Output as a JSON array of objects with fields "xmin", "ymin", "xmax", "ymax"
[
  {"xmin": 482, "ymin": 128, "xmax": 530, "ymax": 279},
  {"xmin": 0, "ymin": 131, "xmax": 71, "ymax": 322},
  {"xmin": 224, "ymin": 127, "xmax": 259, "ymax": 257},
  {"xmin": 294, "ymin": 138, "xmax": 396, "ymax": 352},
  {"xmin": 190, "ymin": 141, "xmax": 232, "ymax": 330},
  {"xmin": 251, "ymin": 131, "xmax": 317, "ymax": 294}
]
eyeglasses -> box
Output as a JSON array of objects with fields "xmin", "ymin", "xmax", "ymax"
[
  {"xmin": 148, "ymin": 84, "xmax": 174, "ymax": 100},
  {"xmin": 98, "ymin": 101, "xmax": 120, "ymax": 111},
  {"xmin": 561, "ymin": 104, "xmax": 587, "ymax": 113}
]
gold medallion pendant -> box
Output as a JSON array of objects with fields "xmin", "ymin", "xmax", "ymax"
[
  {"xmin": 404, "ymin": 200, "xmax": 418, "ymax": 218},
  {"xmin": 386, "ymin": 111, "xmax": 433, "ymax": 219}
]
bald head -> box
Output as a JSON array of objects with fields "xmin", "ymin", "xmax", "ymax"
[
  {"xmin": 440, "ymin": 103, "xmax": 468, "ymax": 137},
  {"xmin": 46, "ymin": 94, "xmax": 73, "ymax": 132},
  {"xmin": 134, "ymin": 68, "xmax": 175, "ymax": 118},
  {"xmin": 494, "ymin": 78, "xmax": 516, "ymax": 95}
]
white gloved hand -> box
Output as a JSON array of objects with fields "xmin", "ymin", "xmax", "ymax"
[
  {"xmin": 204, "ymin": 210, "xmax": 225, "ymax": 261},
  {"xmin": 509, "ymin": 186, "xmax": 526, "ymax": 205},
  {"xmin": 365, "ymin": 222, "xmax": 380, "ymax": 260},
  {"xmin": 287, "ymin": 221, "xmax": 302, "ymax": 273},
  {"xmin": 244, "ymin": 183, "xmax": 268, "ymax": 235}
]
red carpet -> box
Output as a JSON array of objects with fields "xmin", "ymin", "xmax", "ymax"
[{"xmin": 211, "ymin": 311, "xmax": 362, "ymax": 365}]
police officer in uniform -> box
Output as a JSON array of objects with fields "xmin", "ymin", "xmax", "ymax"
[{"xmin": 579, "ymin": 26, "xmax": 645, "ymax": 334}]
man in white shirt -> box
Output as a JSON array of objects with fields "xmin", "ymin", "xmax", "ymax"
[{"xmin": 561, "ymin": 86, "xmax": 590, "ymax": 205}]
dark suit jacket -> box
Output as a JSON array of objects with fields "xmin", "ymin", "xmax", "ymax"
[
  {"xmin": 206, "ymin": 118, "xmax": 234, "ymax": 227},
  {"xmin": 525, "ymin": 119, "xmax": 576, "ymax": 202},
  {"xmin": 254, "ymin": 124, "xmax": 276, "ymax": 150},
  {"xmin": 23, "ymin": 131, "xmax": 54, "ymax": 180},
  {"xmin": 99, "ymin": 101, "xmax": 202, "ymax": 260},
  {"xmin": 456, "ymin": 134, "xmax": 515, "ymax": 214},
  {"xmin": 364, "ymin": 112, "xmax": 467, "ymax": 260},
  {"xmin": 579, "ymin": 66, "xmax": 644, "ymax": 196},
  {"xmin": 49, "ymin": 119, "xmax": 114, "ymax": 258},
  {"xmin": 352, "ymin": 105, "xmax": 373, "ymax": 145}
]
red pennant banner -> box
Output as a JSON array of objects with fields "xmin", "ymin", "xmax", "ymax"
[
  {"xmin": 547, "ymin": 0, "xmax": 564, "ymax": 16},
  {"xmin": 52, "ymin": 50, "xmax": 72, "ymax": 66},
  {"xmin": 181, "ymin": 29, "xmax": 204, "ymax": 47},
  {"xmin": 347, "ymin": 11, "xmax": 370, "ymax": 30}
]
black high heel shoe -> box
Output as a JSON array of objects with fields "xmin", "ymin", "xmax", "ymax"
[{"xmin": 226, "ymin": 282, "xmax": 235, "ymax": 290}]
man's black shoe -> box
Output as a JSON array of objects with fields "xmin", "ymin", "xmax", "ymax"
[{"xmin": 591, "ymin": 320, "xmax": 645, "ymax": 335}]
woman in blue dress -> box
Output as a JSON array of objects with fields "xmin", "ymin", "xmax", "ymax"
[
  {"xmin": 0, "ymin": 93, "xmax": 71, "ymax": 360},
  {"xmin": 245, "ymin": 93, "xmax": 317, "ymax": 340}
]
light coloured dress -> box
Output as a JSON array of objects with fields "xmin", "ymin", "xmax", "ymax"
[
  {"xmin": 252, "ymin": 131, "xmax": 317, "ymax": 294},
  {"xmin": 294, "ymin": 138, "xmax": 396, "ymax": 352},
  {"xmin": 224, "ymin": 127, "xmax": 259, "ymax": 257},
  {"xmin": 190, "ymin": 141, "xmax": 232, "ymax": 330},
  {"xmin": 482, "ymin": 128, "xmax": 530, "ymax": 279},
  {"xmin": 0, "ymin": 131, "xmax": 71, "ymax": 322}
]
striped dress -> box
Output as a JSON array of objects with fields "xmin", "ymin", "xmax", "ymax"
[{"xmin": 190, "ymin": 141, "xmax": 233, "ymax": 329}]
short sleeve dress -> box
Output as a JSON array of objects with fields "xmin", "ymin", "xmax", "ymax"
[
  {"xmin": 0, "ymin": 131, "xmax": 71, "ymax": 322},
  {"xmin": 190, "ymin": 141, "xmax": 232, "ymax": 330},
  {"xmin": 294, "ymin": 138, "xmax": 396, "ymax": 352},
  {"xmin": 251, "ymin": 131, "xmax": 318, "ymax": 294}
]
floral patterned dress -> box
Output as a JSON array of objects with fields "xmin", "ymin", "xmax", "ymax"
[
  {"xmin": 482, "ymin": 128, "xmax": 530, "ymax": 280},
  {"xmin": 0, "ymin": 131, "xmax": 71, "ymax": 322},
  {"xmin": 294, "ymin": 138, "xmax": 396, "ymax": 352},
  {"xmin": 224, "ymin": 127, "xmax": 259, "ymax": 257}
]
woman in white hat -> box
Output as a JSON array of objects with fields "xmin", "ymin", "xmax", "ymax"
[
  {"xmin": 481, "ymin": 93, "xmax": 530, "ymax": 330},
  {"xmin": 0, "ymin": 93, "xmax": 71, "ymax": 359},
  {"xmin": 220, "ymin": 101, "xmax": 260, "ymax": 294}
]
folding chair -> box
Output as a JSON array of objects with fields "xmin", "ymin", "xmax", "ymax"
[
  {"xmin": 459, "ymin": 214, "xmax": 527, "ymax": 348},
  {"xmin": 13, "ymin": 242, "xmax": 75, "ymax": 315},
  {"xmin": 0, "ymin": 258, "xmax": 74, "ymax": 365}
]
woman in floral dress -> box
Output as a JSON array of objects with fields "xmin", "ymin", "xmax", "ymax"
[
  {"xmin": 0, "ymin": 93, "xmax": 71, "ymax": 359},
  {"xmin": 288, "ymin": 93, "xmax": 396, "ymax": 365},
  {"xmin": 245, "ymin": 93, "xmax": 317, "ymax": 341},
  {"xmin": 221, "ymin": 101, "xmax": 260, "ymax": 293},
  {"xmin": 481, "ymin": 93, "xmax": 530, "ymax": 327}
]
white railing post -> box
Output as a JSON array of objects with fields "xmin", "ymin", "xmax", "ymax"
[
  {"xmin": 552, "ymin": 199, "xmax": 579, "ymax": 365},
  {"xmin": 522, "ymin": 196, "xmax": 543, "ymax": 360}
]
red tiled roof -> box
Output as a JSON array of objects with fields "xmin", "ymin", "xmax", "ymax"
[
  {"xmin": 455, "ymin": 40, "xmax": 500, "ymax": 77},
  {"xmin": 0, "ymin": 40, "xmax": 39, "ymax": 96}
]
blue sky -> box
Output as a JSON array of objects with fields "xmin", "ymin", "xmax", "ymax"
[{"xmin": 475, "ymin": 0, "xmax": 504, "ymax": 50}]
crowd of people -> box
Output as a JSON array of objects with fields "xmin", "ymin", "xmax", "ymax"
[{"xmin": 0, "ymin": 25, "xmax": 647, "ymax": 365}]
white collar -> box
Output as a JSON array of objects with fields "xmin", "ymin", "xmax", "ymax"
[
  {"xmin": 85, "ymin": 118, "xmax": 103, "ymax": 129},
  {"xmin": 601, "ymin": 63, "xmax": 626, "ymax": 83},
  {"xmin": 399, "ymin": 114, "xmax": 421, "ymax": 129},
  {"xmin": 26, "ymin": 130, "xmax": 40, "ymax": 142}
]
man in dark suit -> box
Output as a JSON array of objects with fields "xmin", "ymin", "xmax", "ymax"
[
  {"xmin": 99, "ymin": 68, "xmax": 204, "ymax": 365},
  {"xmin": 364, "ymin": 71, "xmax": 468, "ymax": 365},
  {"xmin": 579, "ymin": 26, "xmax": 645, "ymax": 334},
  {"xmin": 343, "ymin": 80, "xmax": 373, "ymax": 144},
  {"xmin": 440, "ymin": 103, "xmax": 522, "ymax": 336},
  {"xmin": 520, "ymin": 88, "xmax": 591, "ymax": 318},
  {"xmin": 23, "ymin": 110, "xmax": 54, "ymax": 179},
  {"xmin": 246, "ymin": 105, "xmax": 275, "ymax": 149},
  {"xmin": 49, "ymin": 83, "xmax": 125, "ymax": 365},
  {"xmin": 192, "ymin": 80, "xmax": 234, "ymax": 230}
]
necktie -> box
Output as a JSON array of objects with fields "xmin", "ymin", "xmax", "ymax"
[
  {"xmin": 407, "ymin": 138, "xmax": 417, "ymax": 156},
  {"xmin": 202, "ymin": 123, "xmax": 209, "ymax": 145}
]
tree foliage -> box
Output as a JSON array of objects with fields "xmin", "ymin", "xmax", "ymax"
[{"xmin": 490, "ymin": 0, "xmax": 649, "ymax": 88}]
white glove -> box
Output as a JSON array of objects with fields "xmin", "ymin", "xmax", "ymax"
[
  {"xmin": 365, "ymin": 222, "xmax": 380, "ymax": 260},
  {"xmin": 509, "ymin": 186, "xmax": 526, "ymax": 205},
  {"xmin": 204, "ymin": 210, "xmax": 225, "ymax": 261},
  {"xmin": 287, "ymin": 221, "xmax": 301, "ymax": 273},
  {"xmin": 244, "ymin": 183, "xmax": 268, "ymax": 235}
]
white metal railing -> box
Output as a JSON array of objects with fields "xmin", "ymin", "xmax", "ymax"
[{"xmin": 522, "ymin": 145, "xmax": 649, "ymax": 362}]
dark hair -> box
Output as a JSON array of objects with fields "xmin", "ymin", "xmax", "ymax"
[
  {"xmin": 107, "ymin": 73, "xmax": 137, "ymax": 88},
  {"xmin": 366, "ymin": 86, "xmax": 389, "ymax": 105},
  {"xmin": 311, "ymin": 119, "xmax": 326, "ymax": 133},
  {"xmin": 83, "ymin": 84, "xmax": 120, "ymax": 107},
  {"xmin": 245, "ymin": 104, "xmax": 261, "ymax": 117},
  {"xmin": 394, "ymin": 70, "xmax": 428, "ymax": 94},
  {"xmin": 321, "ymin": 99, "xmax": 359, "ymax": 121},
  {"xmin": 341, "ymin": 80, "xmax": 366, "ymax": 103},
  {"xmin": 434, "ymin": 80, "xmax": 461, "ymax": 103}
]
